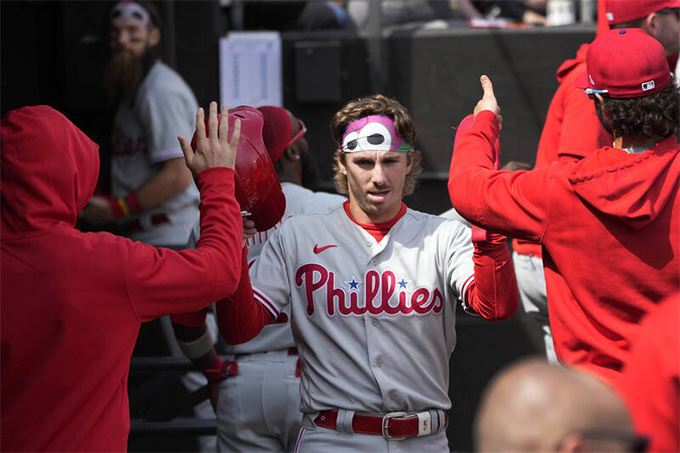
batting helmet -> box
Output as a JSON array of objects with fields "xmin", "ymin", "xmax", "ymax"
[{"xmin": 192, "ymin": 106, "xmax": 286, "ymax": 231}]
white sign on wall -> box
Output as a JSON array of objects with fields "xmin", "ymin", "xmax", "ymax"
[{"xmin": 219, "ymin": 31, "xmax": 282, "ymax": 108}]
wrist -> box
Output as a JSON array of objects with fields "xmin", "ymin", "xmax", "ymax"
[
  {"xmin": 177, "ymin": 327, "xmax": 215, "ymax": 359},
  {"xmin": 124, "ymin": 192, "xmax": 143, "ymax": 214},
  {"xmin": 106, "ymin": 195, "xmax": 126, "ymax": 219},
  {"xmin": 106, "ymin": 192, "xmax": 143, "ymax": 219}
]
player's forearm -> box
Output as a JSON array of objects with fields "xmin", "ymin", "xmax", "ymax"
[
  {"xmin": 448, "ymin": 111, "xmax": 547, "ymax": 241},
  {"xmin": 215, "ymin": 247, "xmax": 273, "ymax": 344},
  {"xmin": 186, "ymin": 167, "xmax": 243, "ymax": 298},
  {"xmin": 467, "ymin": 234, "xmax": 519, "ymax": 321},
  {"xmin": 171, "ymin": 321, "xmax": 227, "ymax": 386},
  {"xmin": 134, "ymin": 157, "xmax": 193, "ymax": 210},
  {"xmin": 448, "ymin": 110, "xmax": 500, "ymax": 227}
]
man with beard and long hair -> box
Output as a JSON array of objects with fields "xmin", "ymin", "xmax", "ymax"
[
  {"xmin": 171, "ymin": 106, "xmax": 347, "ymax": 452},
  {"xmin": 82, "ymin": 0, "xmax": 199, "ymax": 249}
]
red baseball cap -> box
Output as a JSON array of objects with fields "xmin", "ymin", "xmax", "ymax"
[
  {"xmin": 605, "ymin": 0, "xmax": 680, "ymax": 25},
  {"xmin": 256, "ymin": 106, "xmax": 291, "ymax": 164},
  {"xmin": 575, "ymin": 28, "xmax": 672, "ymax": 98}
]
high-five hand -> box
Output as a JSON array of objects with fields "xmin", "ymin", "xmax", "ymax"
[
  {"xmin": 178, "ymin": 102, "xmax": 242, "ymax": 174},
  {"xmin": 474, "ymin": 75, "xmax": 502, "ymax": 129}
]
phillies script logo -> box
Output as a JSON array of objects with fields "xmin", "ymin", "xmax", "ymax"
[{"xmin": 295, "ymin": 264, "xmax": 444, "ymax": 317}]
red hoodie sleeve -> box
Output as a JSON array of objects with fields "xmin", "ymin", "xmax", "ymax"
[
  {"xmin": 126, "ymin": 167, "xmax": 244, "ymax": 321},
  {"xmin": 448, "ymin": 110, "xmax": 551, "ymax": 243},
  {"xmin": 463, "ymin": 232, "xmax": 518, "ymax": 321},
  {"xmin": 214, "ymin": 246, "xmax": 274, "ymax": 344}
]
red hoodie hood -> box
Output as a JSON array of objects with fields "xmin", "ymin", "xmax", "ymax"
[
  {"xmin": 557, "ymin": 43, "xmax": 589, "ymax": 83},
  {"xmin": 1, "ymin": 105, "xmax": 99, "ymax": 238},
  {"xmin": 569, "ymin": 135, "xmax": 679, "ymax": 230}
]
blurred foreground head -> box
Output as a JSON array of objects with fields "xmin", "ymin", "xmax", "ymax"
[{"xmin": 475, "ymin": 358, "xmax": 643, "ymax": 453}]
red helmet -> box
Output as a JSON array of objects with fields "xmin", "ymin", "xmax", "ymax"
[{"xmin": 191, "ymin": 106, "xmax": 285, "ymax": 231}]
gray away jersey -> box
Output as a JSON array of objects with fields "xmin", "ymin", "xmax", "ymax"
[{"xmin": 250, "ymin": 205, "xmax": 475, "ymax": 414}]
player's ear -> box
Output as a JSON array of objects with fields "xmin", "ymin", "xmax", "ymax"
[
  {"xmin": 643, "ymin": 12, "xmax": 658, "ymax": 35},
  {"xmin": 148, "ymin": 27, "xmax": 161, "ymax": 47},
  {"xmin": 284, "ymin": 146, "xmax": 300, "ymax": 162},
  {"xmin": 404, "ymin": 151, "xmax": 413, "ymax": 173},
  {"xmin": 336, "ymin": 151, "xmax": 347, "ymax": 175}
]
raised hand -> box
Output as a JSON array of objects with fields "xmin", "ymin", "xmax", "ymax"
[
  {"xmin": 474, "ymin": 75, "xmax": 502, "ymax": 129},
  {"xmin": 178, "ymin": 102, "xmax": 242, "ymax": 174}
]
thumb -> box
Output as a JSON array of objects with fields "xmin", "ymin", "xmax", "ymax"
[
  {"xmin": 178, "ymin": 135, "xmax": 195, "ymax": 164},
  {"xmin": 480, "ymin": 75, "xmax": 495, "ymax": 99}
]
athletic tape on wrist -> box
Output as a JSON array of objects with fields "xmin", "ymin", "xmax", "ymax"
[
  {"xmin": 124, "ymin": 192, "xmax": 143, "ymax": 214},
  {"xmin": 177, "ymin": 328, "xmax": 215, "ymax": 359},
  {"xmin": 107, "ymin": 195, "xmax": 127, "ymax": 219}
]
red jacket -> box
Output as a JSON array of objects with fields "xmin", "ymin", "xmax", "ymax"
[
  {"xmin": 512, "ymin": 43, "xmax": 612, "ymax": 258},
  {"xmin": 0, "ymin": 106, "xmax": 243, "ymax": 451},
  {"xmin": 450, "ymin": 110, "xmax": 679, "ymax": 384},
  {"xmin": 616, "ymin": 295, "xmax": 679, "ymax": 453}
]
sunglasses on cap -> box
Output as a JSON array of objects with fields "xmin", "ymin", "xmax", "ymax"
[
  {"xmin": 585, "ymin": 87, "xmax": 609, "ymax": 100},
  {"xmin": 286, "ymin": 119, "xmax": 307, "ymax": 148}
]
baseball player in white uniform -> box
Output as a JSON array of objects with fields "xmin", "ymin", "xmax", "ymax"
[
  {"xmin": 172, "ymin": 106, "xmax": 346, "ymax": 451},
  {"xmin": 192, "ymin": 95, "xmax": 519, "ymax": 452}
]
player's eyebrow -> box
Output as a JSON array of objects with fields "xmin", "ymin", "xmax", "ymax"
[
  {"xmin": 378, "ymin": 155, "xmax": 401, "ymax": 164},
  {"xmin": 351, "ymin": 156, "xmax": 376, "ymax": 165}
]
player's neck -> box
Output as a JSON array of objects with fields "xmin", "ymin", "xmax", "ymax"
[
  {"xmin": 614, "ymin": 134, "xmax": 661, "ymax": 153},
  {"xmin": 348, "ymin": 202, "xmax": 402, "ymax": 225},
  {"xmin": 345, "ymin": 201, "xmax": 405, "ymax": 225}
]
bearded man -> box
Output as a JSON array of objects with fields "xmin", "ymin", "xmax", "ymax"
[{"xmin": 82, "ymin": 0, "xmax": 200, "ymax": 249}]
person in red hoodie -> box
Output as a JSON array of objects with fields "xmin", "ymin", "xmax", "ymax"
[
  {"xmin": 511, "ymin": 0, "xmax": 679, "ymax": 364},
  {"xmin": 616, "ymin": 294, "xmax": 679, "ymax": 453},
  {"xmin": 449, "ymin": 28, "xmax": 679, "ymax": 386},
  {"xmin": 0, "ymin": 102, "xmax": 244, "ymax": 451},
  {"xmin": 605, "ymin": 0, "xmax": 680, "ymax": 75}
]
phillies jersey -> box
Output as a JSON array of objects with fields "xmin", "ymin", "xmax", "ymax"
[
  {"xmin": 111, "ymin": 61, "xmax": 199, "ymax": 246},
  {"xmin": 249, "ymin": 205, "xmax": 475, "ymax": 414},
  {"xmin": 227, "ymin": 182, "xmax": 346, "ymax": 354}
]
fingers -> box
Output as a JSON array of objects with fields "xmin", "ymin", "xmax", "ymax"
[
  {"xmin": 195, "ymin": 107, "xmax": 206, "ymax": 148},
  {"xmin": 242, "ymin": 217, "xmax": 257, "ymax": 240},
  {"xmin": 230, "ymin": 118, "xmax": 242, "ymax": 154},
  {"xmin": 218, "ymin": 104, "xmax": 229, "ymax": 144},
  {"xmin": 208, "ymin": 101, "xmax": 219, "ymax": 148},
  {"xmin": 480, "ymin": 74, "xmax": 494, "ymax": 99},
  {"xmin": 178, "ymin": 135, "xmax": 194, "ymax": 162}
]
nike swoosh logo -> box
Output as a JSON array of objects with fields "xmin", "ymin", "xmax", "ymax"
[{"xmin": 313, "ymin": 244, "xmax": 337, "ymax": 254}]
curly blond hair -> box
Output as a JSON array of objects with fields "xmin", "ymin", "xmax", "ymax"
[{"xmin": 330, "ymin": 94, "xmax": 422, "ymax": 196}]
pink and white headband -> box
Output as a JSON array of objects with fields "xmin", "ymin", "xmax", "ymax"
[
  {"xmin": 110, "ymin": 1, "xmax": 154, "ymax": 27},
  {"xmin": 341, "ymin": 115, "xmax": 411, "ymax": 153}
]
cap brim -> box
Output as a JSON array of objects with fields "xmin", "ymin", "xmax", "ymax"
[{"xmin": 574, "ymin": 69, "xmax": 590, "ymax": 90}]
